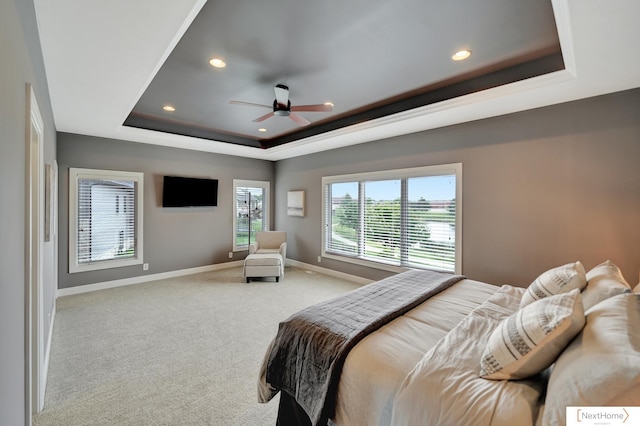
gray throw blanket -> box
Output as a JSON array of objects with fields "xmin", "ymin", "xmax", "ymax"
[{"xmin": 264, "ymin": 269, "xmax": 465, "ymax": 425}]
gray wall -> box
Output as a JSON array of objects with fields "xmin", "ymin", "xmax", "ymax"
[
  {"xmin": 57, "ymin": 133, "xmax": 274, "ymax": 288},
  {"xmin": 275, "ymin": 89, "xmax": 640, "ymax": 287},
  {"xmin": 0, "ymin": 0, "xmax": 57, "ymax": 424}
]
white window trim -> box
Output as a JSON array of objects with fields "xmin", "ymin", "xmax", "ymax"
[
  {"xmin": 321, "ymin": 163, "xmax": 462, "ymax": 274},
  {"xmin": 69, "ymin": 168, "xmax": 144, "ymax": 273},
  {"xmin": 232, "ymin": 179, "xmax": 270, "ymax": 252}
]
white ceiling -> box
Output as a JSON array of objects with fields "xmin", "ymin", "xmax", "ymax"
[{"xmin": 34, "ymin": 0, "xmax": 640, "ymax": 161}]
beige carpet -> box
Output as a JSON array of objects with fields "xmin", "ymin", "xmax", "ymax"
[{"xmin": 34, "ymin": 266, "xmax": 361, "ymax": 426}]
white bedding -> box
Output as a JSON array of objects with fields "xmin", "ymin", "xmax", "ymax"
[
  {"xmin": 332, "ymin": 279, "xmax": 498, "ymax": 426},
  {"xmin": 391, "ymin": 284, "xmax": 545, "ymax": 426},
  {"xmin": 261, "ymin": 262, "xmax": 636, "ymax": 426}
]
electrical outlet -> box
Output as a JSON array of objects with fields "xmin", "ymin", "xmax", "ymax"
[
  {"xmin": 229, "ymin": 252, "xmax": 233, "ymax": 259},
  {"xmin": 143, "ymin": 263, "xmax": 149, "ymax": 271},
  {"xmin": 317, "ymin": 256, "xmax": 322, "ymax": 263}
]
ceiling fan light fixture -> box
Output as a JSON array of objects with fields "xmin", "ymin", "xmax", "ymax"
[
  {"xmin": 209, "ymin": 57, "xmax": 226, "ymax": 68},
  {"xmin": 162, "ymin": 105, "xmax": 176, "ymax": 112},
  {"xmin": 258, "ymin": 128, "xmax": 267, "ymax": 132},
  {"xmin": 452, "ymin": 50, "xmax": 472, "ymax": 61}
]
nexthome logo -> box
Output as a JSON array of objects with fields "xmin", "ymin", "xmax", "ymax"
[
  {"xmin": 567, "ymin": 407, "xmax": 639, "ymax": 426},
  {"xmin": 577, "ymin": 408, "xmax": 628, "ymax": 422}
]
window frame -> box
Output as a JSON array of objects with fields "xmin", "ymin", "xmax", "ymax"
[
  {"xmin": 232, "ymin": 179, "xmax": 270, "ymax": 252},
  {"xmin": 68, "ymin": 168, "xmax": 144, "ymax": 273},
  {"xmin": 321, "ymin": 163, "xmax": 462, "ymax": 274}
]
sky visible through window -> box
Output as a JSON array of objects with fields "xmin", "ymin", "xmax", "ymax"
[{"xmin": 331, "ymin": 175, "xmax": 455, "ymax": 201}]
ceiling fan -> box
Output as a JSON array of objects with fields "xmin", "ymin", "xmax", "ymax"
[{"xmin": 230, "ymin": 84, "xmax": 333, "ymax": 127}]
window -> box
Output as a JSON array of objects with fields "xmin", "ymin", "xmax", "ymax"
[
  {"xmin": 322, "ymin": 164, "xmax": 461, "ymax": 273},
  {"xmin": 233, "ymin": 180, "xmax": 270, "ymax": 251},
  {"xmin": 69, "ymin": 168, "xmax": 143, "ymax": 273}
]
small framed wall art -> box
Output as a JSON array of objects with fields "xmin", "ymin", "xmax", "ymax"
[
  {"xmin": 287, "ymin": 190, "xmax": 305, "ymax": 217},
  {"xmin": 44, "ymin": 161, "xmax": 58, "ymax": 241}
]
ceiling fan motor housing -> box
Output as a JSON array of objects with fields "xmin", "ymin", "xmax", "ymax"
[{"xmin": 273, "ymin": 99, "xmax": 291, "ymax": 116}]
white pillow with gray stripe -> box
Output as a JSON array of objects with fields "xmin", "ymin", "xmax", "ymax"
[
  {"xmin": 520, "ymin": 261, "xmax": 586, "ymax": 308},
  {"xmin": 480, "ymin": 288, "xmax": 585, "ymax": 380}
]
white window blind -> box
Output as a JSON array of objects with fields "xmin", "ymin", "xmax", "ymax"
[
  {"xmin": 69, "ymin": 168, "xmax": 143, "ymax": 273},
  {"xmin": 363, "ymin": 179, "xmax": 401, "ymax": 264},
  {"xmin": 324, "ymin": 181, "xmax": 358, "ymax": 256},
  {"xmin": 322, "ymin": 164, "xmax": 461, "ymax": 273},
  {"xmin": 405, "ymin": 175, "xmax": 457, "ymax": 271}
]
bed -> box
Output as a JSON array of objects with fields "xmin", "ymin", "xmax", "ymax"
[{"xmin": 259, "ymin": 261, "xmax": 640, "ymax": 426}]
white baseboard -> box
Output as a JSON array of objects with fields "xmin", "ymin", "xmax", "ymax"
[
  {"xmin": 286, "ymin": 259, "xmax": 373, "ymax": 285},
  {"xmin": 57, "ymin": 259, "xmax": 372, "ymax": 297},
  {"xmin": 42, "ymin": 304, "xmax": 56, "ymax": 404},
  {"xmin": 57, "ymin": 261, "xmax": 245, "ymax": 297}
]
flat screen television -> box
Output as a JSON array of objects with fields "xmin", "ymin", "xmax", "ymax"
[{"xmin": 162, "ymin": 175, "xmax": 218, "ymax": 207}]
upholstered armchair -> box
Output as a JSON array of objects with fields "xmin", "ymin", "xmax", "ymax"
[{"xmin": 249, "ymin": 231, "xmax": 287, "ymax": 260}]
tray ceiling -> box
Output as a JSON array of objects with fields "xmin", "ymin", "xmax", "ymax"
[
  {"xmin": 34, "ymin": 0, "xmax": 640, "ymax": 160},
  {"xmin": 123, "ymin": 0, "xmax": 562, "ymax": 149}
]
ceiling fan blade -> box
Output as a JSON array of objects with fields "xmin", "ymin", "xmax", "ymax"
[
  {"xmin": 291, "ymin": 103, "xmax": 334, "ymax": 112},
  {"xmin": 253, "ymin": 112, "xmax": 275, "ymax": 122},
  {"xmin": 274, "ymin": 84, "xmax": 289, "ymax": 107},
  {"xmin": 229, "ymin": 100, "xmax": 272, "ymax": 109},
  {"xmin": 289, "ymin": 112, "xmax": 311, "ymax": 127}
]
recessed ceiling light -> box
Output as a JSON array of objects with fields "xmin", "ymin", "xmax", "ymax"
[
  {"xmin": 209, "ymin": 57, "xmax": 226, "ymax": 68},
  {"xmin": 258, "ymin": 128, "xmax": 267, "ymax": 132},
  {"xmin": 452, "ymin": 50, "xmax": 472, "ymax": 61},
  {"xmin": 162, "ymin": 105, "xmax": 176, "ymax": 112},
  {"xmin": 324, "ymin": 102, "xmax": 334, "ymax": 107}
]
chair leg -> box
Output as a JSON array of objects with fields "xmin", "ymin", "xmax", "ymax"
[
  {"xmin": 276, "ymin": 276, "xmax": 279, "ymax": 283},
  {"xmin": 246, "ymin": 277, "xmax": 250, "ymax": 283}
]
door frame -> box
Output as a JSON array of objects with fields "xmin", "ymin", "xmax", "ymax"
[{"xmin": 25, "ymin": 83, "xmax": 45, "ymax": 423}]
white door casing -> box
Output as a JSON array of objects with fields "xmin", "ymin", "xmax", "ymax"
[{"xmin": 25, "ymin": 83, "xmax": 45, "ymax": 422}]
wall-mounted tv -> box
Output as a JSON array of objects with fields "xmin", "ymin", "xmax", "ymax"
[{"xmin": 162, "ymin": 175, "xmax": 218, "ymax": 207}]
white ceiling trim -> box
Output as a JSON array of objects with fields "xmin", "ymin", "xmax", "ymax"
[
  {"xmin": 116, "ymin": 0, "xmax": 209, "ymax": 127},
  {"xmin": 262, "ymin": 70, "xmax": 577, "ymax": 161},
  {"xmin": 36, "ymin": 0, "xmax": 640, "ymax": 161}
]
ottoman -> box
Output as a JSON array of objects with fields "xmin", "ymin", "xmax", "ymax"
[{"xmin": 243, "ymin": 253, "xmax": 284, "ymax": 283}]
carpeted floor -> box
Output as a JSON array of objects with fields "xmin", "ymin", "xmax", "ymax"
[{"xmin": 34, "ymin": 266, "xmax": 361, "ymax": 426}]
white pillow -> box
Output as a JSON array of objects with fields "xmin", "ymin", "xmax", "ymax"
[
  {"xmin": 480, "ymin": 289, "xmax": 585, "ymax": 380},
  {"xmin": 520, "ymin": 261, "xmax": 586, "ymax": 308},
  {"xmin": 582, "ymin": 260, "xmax": 631, "ymax": 311},
  {"xmin": 542, "ymin": 293, "xmax": 640, "ymax": 426}
]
